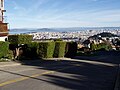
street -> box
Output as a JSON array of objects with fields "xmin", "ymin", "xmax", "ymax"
[{"xmin": 0, "ymin": 51, "xmax": 119, "ymax": 90}]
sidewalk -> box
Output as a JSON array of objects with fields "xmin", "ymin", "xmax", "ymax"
[
  {"xmin": 0, "ymin": 58, "xmax": 62, "ymax": 68},
  {"xmin": 0, "ymin": 61, "xmax": 21, "ymax": 68},
  {"xmin": 0, "ymin": 58, "xmax": 68, "ymax": 68}
]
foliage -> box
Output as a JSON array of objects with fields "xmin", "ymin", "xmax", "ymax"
[
  {"xmin": 8, "ymin": 35, "xmax": 33, "ymax": 44},
  {"xmin": 90, "ymin": 43, "xmax": 97, "ymax": 51},
  {"xmin": 23, "ymin": 42, "xmax": 55, "ymax": 59},
  {"xmin": 53, "ymin": 41, "xmax": 66, "ymax": 58},
  {"xmin": 24, "ymin": 42, "xmax": 39, "ymax": 59},
  {"xmin": 54, "ymin": 39, "xmax": 63, "ymax": 41},
  {"xmin": 37, "ymin": 42, "xmax": 55, "ymax": 58},
  {"xmin": 5, "ymin": 50, "xmax": 14, "ymax": 59},
  {"xmin": 90, "ymin": 43, "xmax": 112, "ymax": 51},
  {"xmin": 65, "ymin": 42, "xmax": 77, "ymax": 58},
  {"xmin": 116, "ymin": 39, "xmax": 120, "ymax": 46},
  {"xmin": 89, "ymin": 32, "xmax": 118, "ymax": 39},
  {"xmin": 0, "ymin": 41, "xmax": 9, "ymax": 59}
]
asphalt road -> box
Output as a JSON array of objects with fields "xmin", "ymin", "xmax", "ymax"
[{"xmin": 0, "ymin": 51, "xmax": 119, "ymax": 90}]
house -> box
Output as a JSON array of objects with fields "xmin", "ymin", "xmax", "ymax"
[{"xmin": 0, "ymin": 0, "xmax": 8, "ymax": 41}]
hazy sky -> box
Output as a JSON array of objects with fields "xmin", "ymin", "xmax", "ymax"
[{"xmin": 5, "ymin": 0, "xmax": 120, "ymax": 28}]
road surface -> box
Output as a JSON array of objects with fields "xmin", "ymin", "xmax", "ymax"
[{"xmin": 0, "ymin": 51, "xmax": 119, "ymax": 90}]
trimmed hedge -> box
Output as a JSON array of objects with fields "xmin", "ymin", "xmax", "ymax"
[
  {"xmin": 7, "ymin": 40, "xmax": 78, "ymax": 59},
  {"xmin": 37, "ymin": 42, "xmax": 55, "ymax": 58},
  {"xmin": 0, "ymin": 42, "xmax": 9, "ymax": 58},
  {"xmin": 8, "ymin": 35, "xmax": 33, "ymax": 44},
  {"xmin": 23, "ymin": 42, "xmax": 38, "ymax": 58},
  {"xmin": 65, "ymin": 42, "xmax": 77, "ymax": 58},
  {"xmin": 53, "ymin": 41, "xmax": 66, "ymax": 58},
  {"xmin": 24, "ymin": 42, "xmax": 55, "ymax": 58}
]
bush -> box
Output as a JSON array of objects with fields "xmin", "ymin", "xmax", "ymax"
[
  {"xmin": 37, "ymin": 42, "xmax": 55, "ymax": 58},
  {"xmin": 90, "ymin": 43, "xmax": 112, "ymax": 51},
  {"xmin": 64, "ymin": 42, "xmax": 77, "ymax": 58},
  {"xmin": 90, "ymin": 43, "xmax": 97, "ymax": 51},
  {"xmin": 97, "ymin": 43, "xmax": 107, "ymax": 50},
  {"xmin": 19, "ymin": 42, "xmax": 55, "ymax": 59},
  {"xmin": 6, "ymin": 50, "xmax": 14, "ymax": 59},
  {"xmin": 24, "ymin": 42, "xmax": 39, "ymax": 59},
  {"xmin": 8, "ymin": 35, "xmax": 33, "ymax": 44},
  {"xmin": 53, "ymin": 41, "xmax": 66, "ymax": 58},
  {"xmin": 54, "ymin": 39, "xmax": 63, "ymax": 41},
  {"xmin": 0, "ymin": 41, "xmax": 9, "ymax": 59}
]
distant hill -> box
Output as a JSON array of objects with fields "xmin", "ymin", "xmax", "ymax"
[
  {"xmin": 9, "ymin": 27, "xmax": 120, "ymax": 34},
  {"xmin": 89, "ymin": 32, "xmax": 119, "ymax": 39}
]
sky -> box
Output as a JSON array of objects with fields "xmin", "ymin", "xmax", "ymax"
[{"xmin": 4, "ymin": 0, "xmax": 120, "ymax": 28}]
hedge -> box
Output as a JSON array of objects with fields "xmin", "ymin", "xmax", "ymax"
[
  {"xmin": 22, "ymin": 42, "xmax": 55, "ymax": 59},
  {"xmin": 23, "ymin": 42, "xmax": 39, "ymax": 58},
  {"xmin": 37, "ymin": 42, "xmax": 55, "ymax": 58},
  {"xmin": 8, "ymin": 35, "xmax": 33, "ymax": 44},
  {"xmin": 53, "ymin": 41, "xmax": 66, "ymax": 58},
  {"xmin": 0, "ymin": 41, "xmax": 9, "ymax": 58},
  {"xmin": 64, "ymin": 42, "xmax": 77, "ymax": 58},
  {"xmin": 6, "ymin": 39, "xmax": 79, "ymax": 59}
]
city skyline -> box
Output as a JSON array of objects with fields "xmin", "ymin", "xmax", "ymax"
[{"xmin": 5, "ymin": 0, "xmax": 120, "ymax": 28}]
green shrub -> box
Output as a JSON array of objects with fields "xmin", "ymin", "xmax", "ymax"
[
  {"xmin": 19, "ymin": 42, "xmax": 55, "ymax": 59},
  {"xmin": 24, "ymin": 42, "xmax": 39, "ymax": 58},
  {"xmin": 53, "ymin": 41, "xmax": 66, "ymax": 58},
  {"xmin": 0, "ymin": 41, "xmax": 9, "ymax": 59},
  {"xmin": 6, "ymin": 50, "xmax": 14, "ymax": 59},
  {"xmin": 90, "ymin": 43, "xmax": 97, "ymax": 51},
  {"xmin": 37, "ymin": 42, "xmax": 55, "ymax": 58},
  {"xmin": 8, "ymin": 35, "xmax": 33, "ymax": 44},
  {"xmin": 54, "ymin": 39, "xmax": 63, "ymax": 41},
  {"xmin": 65, "ymin": 42, "xmax": 77, "ymax": 58},
  {"xmin": 90, "ymin": 43, "xmax": 112, "ymax": 51},
  {"xmin": 97, "ymin": 43, "xmax": 112, "ymax": 50},
  {"xmin": 97, "ymin": 43, "xmax": 106, "ymax": 50}
]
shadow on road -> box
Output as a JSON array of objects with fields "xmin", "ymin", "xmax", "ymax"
[
  {"xmin": 1, "ymin": 51, "xmax": 120, "ymax": 90},
  {"xmin": 73, "ymin": 51, "xmax": 120, "ymax": 64}
]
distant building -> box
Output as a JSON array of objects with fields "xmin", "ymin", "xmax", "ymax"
[{"xmin": 0, "ymin": 0, "xmax": 8, "ymax": 41}]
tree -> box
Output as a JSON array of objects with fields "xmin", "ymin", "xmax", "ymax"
[{"xmin": 8, "ymin": 35, "xmax": 32, "ymax": 60}]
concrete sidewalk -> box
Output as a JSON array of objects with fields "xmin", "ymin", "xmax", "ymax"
[
  {"xmin": 0, "ymin": 61, "xmax": 21, "ymax": 68},
  {"xmin": 0, "ymin": 58, "xmax": 68, "ymax": 68},
  {"xmin": 0, "ymin": 58, "xmax": 63, "ymax": 68}
]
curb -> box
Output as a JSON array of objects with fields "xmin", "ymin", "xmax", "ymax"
[
  {"xmin": 114, "ymin": 64, "xmax": 120, "ymax": 90},
  {"xmin": 43, "ymin": 57, "xmax": 72, "ymax": 60},
  {"xmin": 0, "ymin": 62, "xmax": 21, "ymax": 68}
]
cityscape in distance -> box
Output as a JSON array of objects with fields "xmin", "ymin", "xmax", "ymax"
[
  {"xmin": 10, "ymin": 27, "xmax": 120, "ymax": 34},
  {"xmin": 1, "ymin": 0, "xmax": 120, "ymax": 90},
  {"xmin": 9, "ymin": 27, "xmax": 120, "ymax": 41}
]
